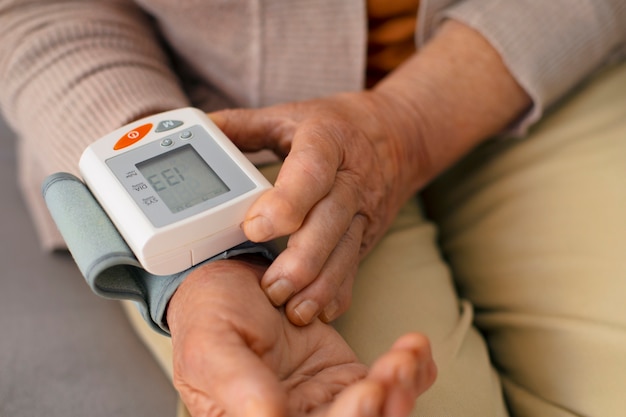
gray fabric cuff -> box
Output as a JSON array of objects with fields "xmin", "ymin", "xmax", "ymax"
[{"xmin": 42, "ymin": 172, "xmax": 275, "ymax": 336}]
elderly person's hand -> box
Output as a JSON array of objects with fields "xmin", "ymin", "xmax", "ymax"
[
  {"xmin": 211, "ymin": 91, "xmax": 410, "ymax": 326},
  {"xmin": 167, "ymin": 256, "xmax": 436, "ymax": 417},
  {"xmin": 210, "ymin": 20, "xmax": 531, "ymax": 326}
]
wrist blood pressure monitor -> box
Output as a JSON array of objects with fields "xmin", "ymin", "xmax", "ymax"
[{"xmin": 79, "ymin": 107, "xmax": 272, "ymax": 275}]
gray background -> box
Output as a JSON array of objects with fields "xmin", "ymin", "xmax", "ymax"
[{"xmin": 0, "ymin": 117, "xmax": 177, "ymax": 416}]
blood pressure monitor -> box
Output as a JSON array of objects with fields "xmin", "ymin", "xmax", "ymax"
[{"xmin": 79, "ymin": 107, "xmax": 272, "ymax": 275}]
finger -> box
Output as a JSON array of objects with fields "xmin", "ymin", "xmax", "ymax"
[
  {"xmin": 377, "ymin": 333, "xmax": 436, "ymax": 395},
  {"xmin": 260, "ymin": 177, "xmax": 360, "ymax": 308},
  {"xmin": 368, "ymin": 333, "xmax": 437, "ymax": 417},
  {"xmin": 208, "ymin": 108, "xmax": 293, "ymax": 154},
  {"xmin": 282, "ymin": 215, "xmax": 365, "ymax": 325},
  {"xmin": 320, "ymin": 380, "xmax": 385, "ymax": 417},
  {"xmin": 320, "ymin": 335, "xmax": 435, "ymax": 417},
  {"xmin": 318, "ymin": 264, "xmax": 356, "ymax": 323},
  {"xmin": 242, "ymin": 123, "xmax": 344, "ymax": 242}
]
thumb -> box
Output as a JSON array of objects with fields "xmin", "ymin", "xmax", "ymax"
[{"xmin": 175, "ymin": 333, "xmax": 287, "ymax": 417}]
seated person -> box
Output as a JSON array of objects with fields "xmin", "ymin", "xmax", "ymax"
[{"xmin": 1, "ymin": 0, "xmax": 625, "ymax": 416}]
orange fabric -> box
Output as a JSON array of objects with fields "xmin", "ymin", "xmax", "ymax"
[{"xmin": 366, "ymin": 0, "xmax": 420, "ymax": 87}]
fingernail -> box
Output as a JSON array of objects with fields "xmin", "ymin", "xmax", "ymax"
[
  {"xmin": 242, "ymin": 216, "xmax": 274, "ymax": 242},
  {"xmin": 320, "ymin": 299, "xmax": 339, "ymax": 322},
  {"xmin": 265, "ymin": 279, "xmax": 295, "ymax": 306},
  {"xmin": 293, "ymin": 300, "xmax": 319, "ymax": 324}
]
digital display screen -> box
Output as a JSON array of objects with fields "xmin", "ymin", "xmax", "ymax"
[{"xmin": 136, "ymin": 145, "xmax": 229, "ymax": 213}]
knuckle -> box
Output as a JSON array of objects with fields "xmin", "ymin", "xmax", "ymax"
[
  {"xmin": 270, "ymin": 193, "xmax": 303, "ymax": 231},
  {"xmin": 275, "ymin": 251, "xmax": 319, "ymax": 290}
]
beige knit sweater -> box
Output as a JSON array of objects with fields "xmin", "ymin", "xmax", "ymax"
[{"xmin": 0, "ymin": 0, "xmax": 624, "ymax": 249}]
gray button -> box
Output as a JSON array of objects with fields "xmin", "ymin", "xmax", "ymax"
[
  {"xmin": 155, "ymin": 120, "xmax": 184, "ymax": 132},
  {"xmin": 179, "ymin": 130, "xmax": 193, "ymax": 139},
  {"xmin": 160, "ymin": 138, "xmax": 174, "ymax": 147}
]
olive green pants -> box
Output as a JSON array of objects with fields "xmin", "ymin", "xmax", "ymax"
[{"xmin": 125, "ymin": 61, "xmax": 626, "ymax": 417}]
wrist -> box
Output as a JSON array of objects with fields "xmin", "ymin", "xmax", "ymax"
[
  {"xmin": 328, "ymin": 90, "xmax": 423, "ymax": 216},
  {"xmin": 371, "ymin": 19, "xmax": 531, "ymax": 191},
  {"xmin": 166, "ymin": 257, "xmax": 270, "ymax": 334}
]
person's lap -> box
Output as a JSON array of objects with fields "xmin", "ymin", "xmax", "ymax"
[
  {"xmin": 421, "ymin": 61, "xmax": 626, "ymax": 416},
  {"xmin": 334, "ymin": 194, "xmax": 509, "ymax": 416},
  {"xmin": 123, "ymin": 61, "xmax": 626, "ymax": 417}
]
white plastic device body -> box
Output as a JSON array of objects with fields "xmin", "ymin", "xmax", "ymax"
[{"xmin": 79, "ymin": 107, "xmax": 272, "ymax": 275}]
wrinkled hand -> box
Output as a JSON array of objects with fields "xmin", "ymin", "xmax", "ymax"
[
  {"xmin": 167, "ymin": 257, "xmax": 436, "ymax": 417},
  {"xmin": 210, "ymin": 92, "xmax": 417, "ymax": 325}
]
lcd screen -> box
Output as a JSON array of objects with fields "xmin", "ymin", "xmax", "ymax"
[{"xmin": 136, "ymin": 145, "xmax": 229, "ymax": 213}]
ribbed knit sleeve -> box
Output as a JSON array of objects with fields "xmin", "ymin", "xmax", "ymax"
[
  {"xmin": 0, "ymin": 0, "xmax": 189, "ymax": 177},
  {"xmin": 420, "ymin": 0, "xmax": 626, "ymax": 135},
  {"xmin": 0, "ymin": 0, "xmax": 190, "ymax": 247}
]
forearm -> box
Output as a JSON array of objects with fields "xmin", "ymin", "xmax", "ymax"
[
  {"xmin": 429, "ymin": 0, "xmax": 626, "ymax": 134},
  {"xmin": 370, "ymin": 19, "xmax": 531, "ymax": 202}
]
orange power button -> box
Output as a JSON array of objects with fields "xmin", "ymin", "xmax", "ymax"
[{"xmin": 113, "ymin": 123, "xmax": 153, "ymax": 150}]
